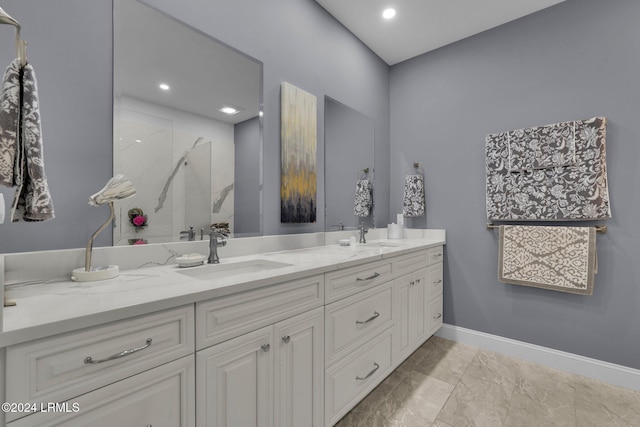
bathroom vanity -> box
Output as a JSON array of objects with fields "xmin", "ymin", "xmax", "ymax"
[{"xmin": 0, "ymin": 231, "xmax": 444, "ymax": 426}]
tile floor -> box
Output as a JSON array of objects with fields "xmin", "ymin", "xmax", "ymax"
[{"xmin": 334, "ymin": 336, "xmax": 640, "ymax": 427}]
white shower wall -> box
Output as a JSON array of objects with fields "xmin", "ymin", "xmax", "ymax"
[{"xmin": 114, "ymin": 96, "xmax": 234, "ymax": 245}]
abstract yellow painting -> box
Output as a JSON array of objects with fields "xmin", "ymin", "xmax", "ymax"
[{"xmin": 281, "ymin": 82, "xmax": 317, "ymax": 223}]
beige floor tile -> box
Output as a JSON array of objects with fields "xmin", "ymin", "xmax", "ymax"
[
  {"xmin": 465, "ymin": 349, "xmax": 521, "ymax": 392},
  {"xmin": 574, "ymin": 375, "xmax": 640, "ymax": 427},
  {"xmin": 437, "ymin": 373, "xmax": 512, "ymax": 427},
  {"xmin": 387, "ymin": 373, "xmax": 455, "ymax": 425},
  {"xmin": 413, "ymin": 339, "xmax": 478, "ymax": 385},
  {"xmin": 504, "ymin": 361, "xmax": 576, "ymax": 427}
]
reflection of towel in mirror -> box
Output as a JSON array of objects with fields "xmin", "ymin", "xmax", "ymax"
[
  {"xmin": 0, "ymin": 58, "xmax": 21, "ymax": 187},
  {"xmin": 10, "ymin": 62, "xmax": 55, "ymax": 221},
  {"xmin": 403, "ymin": 174, "xmax": 425, "ymax": 217},
  {"xmin": 353, "ymin": 179, "xmax": 372, "ymax": 217}
]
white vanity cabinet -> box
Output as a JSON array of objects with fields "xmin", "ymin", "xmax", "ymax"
[
  {"xmin": 9, "ymin": 355, "xmax": 195, "ymax": 427},
  {"xmin": 5, "ymin": 305, "xmax": 195, "ymax": 426},
  {"xmin": 195, "ymin": 276, "xmax": 325, "ymax": 427},
  {"xmin": 2, "ymin": 238, "xmax": 445, "ymax": 427}
]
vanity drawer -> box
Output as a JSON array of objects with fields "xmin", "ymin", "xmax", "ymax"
[
  {"xmin": 9, "ymin": 355, "xmax": 195, "ymax": 427},
  {"xmin": 5, "ymin": 305, "xmax": 194, "ymax": 421},
  {"xmin": 427, "ymin": 245, "xmax": 444, "ymax": 266},
  {"xmin": 196, "ymin": 275, "xmax": 324, "ymax": 350},
  {"xmin": 325, "ymin": 259, "xmax": 393, "ymax": 303},
  {"xmin": 428, "ymin": 295, "xmax": 444, "ymax": 336},
  {"xmin": 427, "ymin": 262, "xmax": 443, "ymax": 300},
  {"xmin": 325, "ymin": 282, "xmax": 393, "ymax": 366},
  {"xmin": 325, "ymin": 329, "xmax": 393, "ymax": 425},
  {"xmin": 393, "ymin": 250, "xmax": 428, "ymax": 276}
]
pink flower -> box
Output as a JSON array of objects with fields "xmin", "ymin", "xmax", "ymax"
[
  {"xmin": 132, "ymin": 215, "xmax": 146, "ymax": 227},
  {"xmin": 133, "ymin": 239, "xmax": 147, "ymax": 245}
]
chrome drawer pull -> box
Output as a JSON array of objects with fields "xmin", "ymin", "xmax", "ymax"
[
  {"xmin": 433, "ymin": 279, "xmax": 442, "ymax": 284},
  {"xmin": 261, "ymin": 343, "xmax": 271, "ymax": 352},
  {"xmin": 356, "ymin": 272, "xmax": 380, "ymax": 282},
  {"xmin": 356, "ymin": 311, "xmax": 380, "ymax": 325},
  {"xmin": 84, "ymin": 338, "xmax": 152, "ymax": 364},
  {"xmin": 433, "ymin": 253, "xmax": 442, "ymax": 258},
  {"xmin": 356, "ymin": 362, "xmax": 380, "ymax": 381},
  {"xmin": 282, "ymin": 335, "xmax": 291, "ymax": 344},
  {"xmin": 433, "ymin": 313, "xmax": 442, "ymax": 319}
]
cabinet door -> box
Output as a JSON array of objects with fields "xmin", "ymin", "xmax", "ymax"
[
  {"xmin": 411, "ymin": 268, "xmax": 429, "ymax": 346},
  {"xmin": 393, "ymin": 273, "xmax": 412, "ymax": 364},
  {"xmin": 196, "ymin": 326, "xmax": 273, "ymax": 427},
  {"xmin": 10, "ymin": 356, "xmax": 195, "ymax": 427},
  {"xmin": 274, "ymin": 307, "xmax": 324, "ymax": 427}
]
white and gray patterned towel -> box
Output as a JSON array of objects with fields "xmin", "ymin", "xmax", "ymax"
[
  {"xmin": 0, "ymin": 58, "xmax": 21, "ymax": 187},
  {"xmin": 507, "ymin": 121, "xmax": 576, "ymax": 172},
  {"xmin": 498, "ymin": 225, "xmax": 597, "ymax": 295},
  {"xmin": 353, "ymin": 179, "xmax": 372, "ymax": 217},
  {"xmin": 10, "ymin": 61, "xmax": 55, "ymax": 222},
  {"xmin": 402, "ymin": 174, "xmax": 425, "ymax": 217},
  {"xmin": 486, "ymin": 117, "xmax": 610, "ymax": 221}
]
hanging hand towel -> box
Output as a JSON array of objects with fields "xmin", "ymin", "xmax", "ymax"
[
  {"xmin": 10, "ymin": 62, "xmax": 55, "ymax": 221},
  {"xmin": 498, "ymin": 225, "xmax": 596, "ymax": 295},
  {"xmin": 353, "ymin": 179, "xmax": 372, "ymax": 217},
  {"xmin": 0, "ymin": 58, "xmax": 21, "ymax": 187},
  {"xmin": 402, "ymin": 174, "xmax": 425, "ymax": 217}
]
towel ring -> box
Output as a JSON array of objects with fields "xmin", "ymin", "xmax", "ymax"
[{"xmin": 357, "ymin": 167, "xmax": 369, "ymax": 180}]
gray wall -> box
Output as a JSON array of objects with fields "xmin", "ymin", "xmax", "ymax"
[
  {"xmin": 390, "ymin": 0, "xmax": 640, "ymax": 369},
  {"xmin": 0, "ymin": 0, "xmax": 390, "ymax": 252},
  {"xmin": 0, "ymin": 0, "xmax": 113, "ymax": 252}
]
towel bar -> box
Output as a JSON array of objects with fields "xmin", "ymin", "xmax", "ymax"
[{"xmin": 486, "ymin": 223, "xmax": 607, "ymax": 234}]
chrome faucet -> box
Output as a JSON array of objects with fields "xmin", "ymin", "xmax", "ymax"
[
  {"xmin": 208, "ymin": 230, "xmax": 228, "ymax": 264},
  {"xmin": 358, "ymin": 223, "xmax": 368, "ymax": 244},
  {"xmin": 180, "ymin": 226, "xmax": 196, "ymax": 241}
]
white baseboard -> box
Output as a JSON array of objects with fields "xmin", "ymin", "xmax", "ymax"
[{"xmin": 436, "ymin": 324, "xmax": 640, "ymax": 392}]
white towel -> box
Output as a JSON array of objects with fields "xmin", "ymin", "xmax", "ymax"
[
  {"xmin": 0, "ymin": 58, "xmax": 21, "ymax": 187},
  {"xmin": 402, "ymin": 174, "xmax": 425, "ymax": 217},
  {"xmin": 10, "ymin": 61, "xmax": 55, "ymax": 221},
  {"xmin": 353, "ymin": 179, "xmax": 372, "ymax": 217},
  {"xmin": 498, "ymin": 225, "xmax": 596, "ymax": 295}
]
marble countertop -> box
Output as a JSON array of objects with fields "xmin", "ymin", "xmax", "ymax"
[{"xmin": 1, "ymin": 238, "xmax": 443, "ymax": 347}]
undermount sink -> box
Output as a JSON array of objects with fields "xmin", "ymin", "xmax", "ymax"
[
  {"xmin": 361, "ymin": 241, "xmax": 400, "ymax": 248},
  {"xmin": 177, "ymin": 259, "xmax": 292, "ymax": 281}
]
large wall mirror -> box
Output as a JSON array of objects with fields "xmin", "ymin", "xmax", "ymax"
[
  {"xmin": 324, "ymin": 96, "xmax": 375, "ymax": 231},
  {"xmin": 113, "ymin": 0, "xmax": 263, "ymax": 245}
]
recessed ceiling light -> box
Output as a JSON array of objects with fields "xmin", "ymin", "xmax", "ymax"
[
  {"xmin": 219, "ymin": 106, "xmax": 240, "ymax": 115},
  {"xmin": 159, "ymin": 83, "xmax": 170, "ymax": 91},
  {"xmin": 135, "ymin": 139, "xmax": 142, "ymax": 143},
  {"xmin": 382, "ymin": 8, "xmax": 396, "ymax": 19}
]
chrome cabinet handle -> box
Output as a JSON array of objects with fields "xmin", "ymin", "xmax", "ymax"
[
  {"xmin": 410, "ymin": 281, "xmax": 415, "ymax": 286},
  {"xmin": 356, "ymin": 272, "xmax": 380, "ymax": 281},
  {"xmin": 84, "ymin": 338, "xmax": 152, "ymax": 364},
  {"xmin": 356, "ymin": 311, "xmax": 380, "ymax": 325},
  {"xmin": 433, "ymin": 279, "xmax": 442, "ymax": 284},
  {"xmin": 356, "ymin": 362, "xmax": 380, "ymax": 381},
  {"xmin": 433, "ymin": 313, "xmax": 442, "ymax": 319},
  {"xmin": 416, "ymin": 278, "xmax": 421, "ymax": 284},
  {"xmin": 433, "ymin": 253, "xmax": 442, "ymax": 258},
  {"xmin": 261, "ymin": 343, "xmax": 271, "ymax": 352},
  {"xmin": 282, "ymin": 335, "xmax": 291, "ymax": 344}
]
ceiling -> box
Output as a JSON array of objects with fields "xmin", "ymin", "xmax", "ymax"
[{"xmin": 315, "ymin": 0, "xmax": 566, "ymax": 65}]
